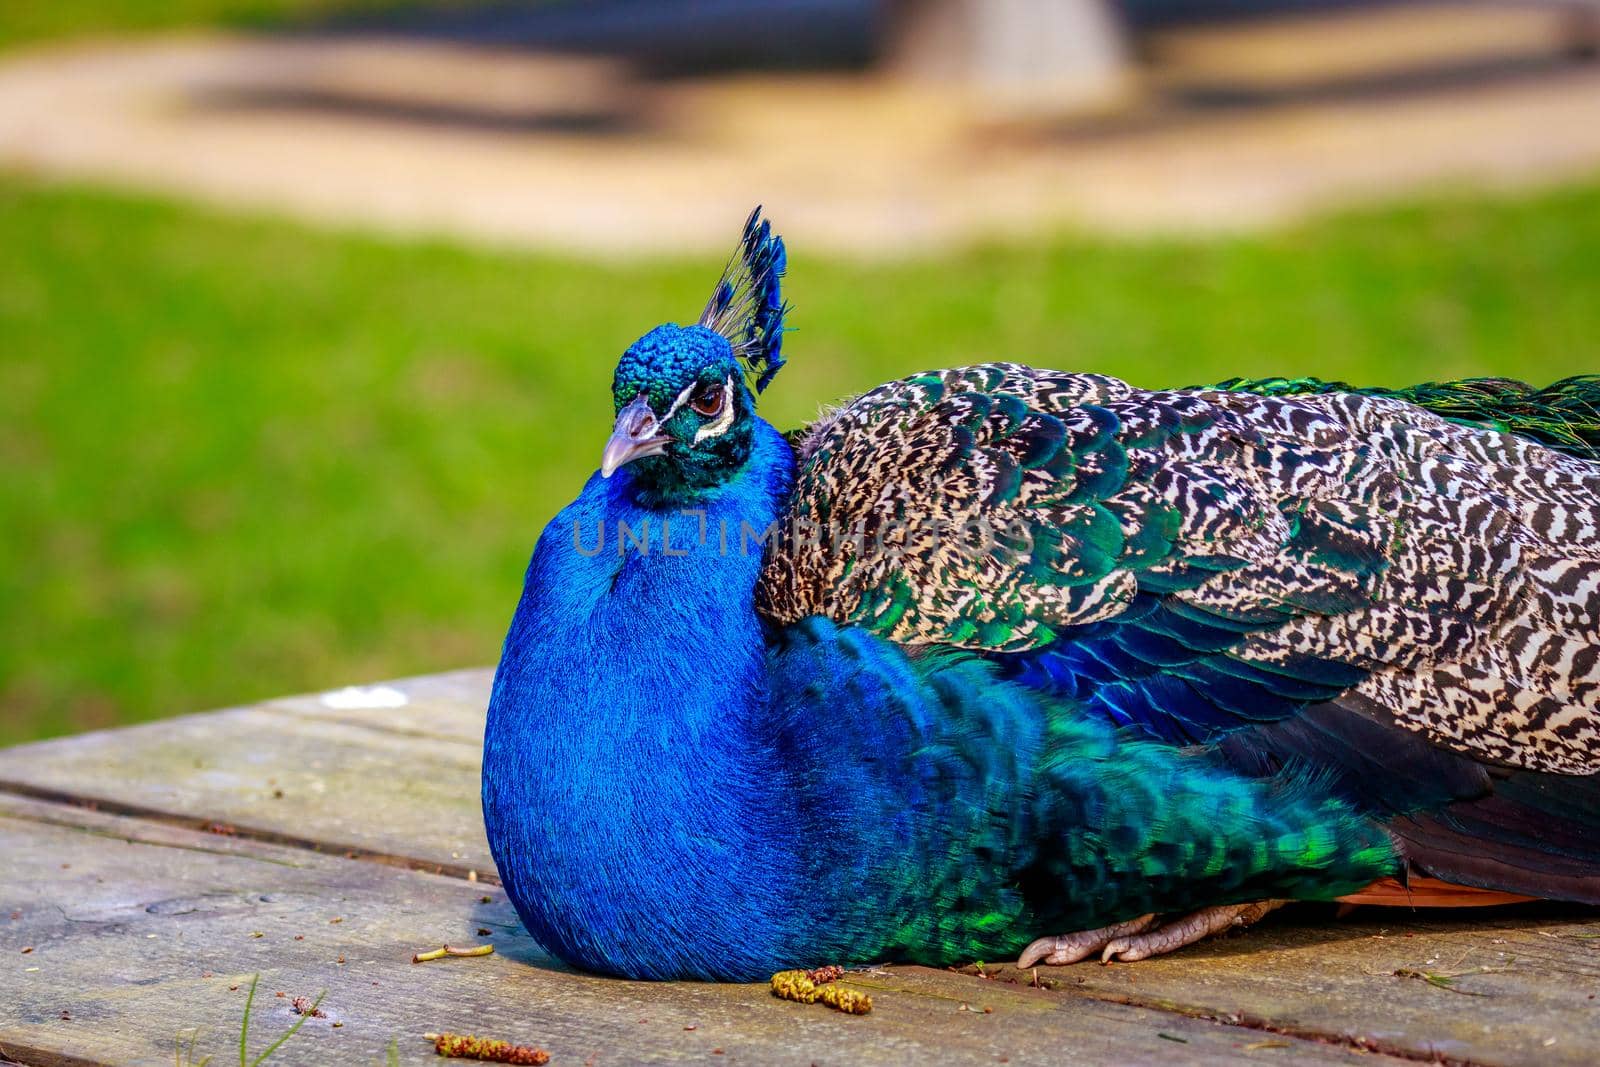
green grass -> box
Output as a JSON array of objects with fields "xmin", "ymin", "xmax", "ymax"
[
  {"xmin": 3, "ymin": 174, "xmax": 1599, "ymax": 744},
  {"xmin": 0, "ymin": 0, "xmax": 452, "ymax": 53}
]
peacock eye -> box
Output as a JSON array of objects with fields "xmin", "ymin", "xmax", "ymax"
[{"xmin": 690, "ymin": 381, "xmax": 726, "ymax": 418}]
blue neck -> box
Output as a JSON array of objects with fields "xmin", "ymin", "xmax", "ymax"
[{"xmin": 483, "ymin": 420, "xmax": 805, "ymax": 978}]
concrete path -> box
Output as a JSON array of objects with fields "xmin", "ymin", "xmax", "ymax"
[{"xmin": 2, "ymin": 3, "xmax": 1599, "ymax": 255}]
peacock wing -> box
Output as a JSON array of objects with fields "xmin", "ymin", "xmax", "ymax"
[{"xmin": 756, "ymin": 363, "xmax": 1600, "ymax": 776}]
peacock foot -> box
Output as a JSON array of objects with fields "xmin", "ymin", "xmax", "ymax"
[
  {"xmin": 1017, "ymin": 900, "xmax": 1287, "ymax": 968},
  {"xmin": 1015, "ymin": 914, "xmax": 1158, "ymax": 967}
]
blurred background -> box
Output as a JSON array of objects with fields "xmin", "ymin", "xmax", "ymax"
[{"xmin": 2, "ymin": 0, "xmax": 1598, "ymax": 744}]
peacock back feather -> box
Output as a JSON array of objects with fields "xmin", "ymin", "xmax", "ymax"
[
  {"xmin": 760, "ymin": 365, "xmax": 1600, "ymax": 777},
  {"xmin": 1209, "ymin": 375, "xmax": 1600, "ymax": 461}
]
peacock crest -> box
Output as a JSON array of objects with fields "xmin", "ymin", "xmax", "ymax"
[{"xmin": 700, "ymin": 206, "xmax": 789, "ymax": 393}]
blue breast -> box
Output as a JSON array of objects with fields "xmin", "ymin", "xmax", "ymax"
[{"xmin": 482, "ymin": 421, "xmax": 821, "ymax": 979}]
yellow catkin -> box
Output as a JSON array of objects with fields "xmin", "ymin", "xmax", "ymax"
[
  {"xmin": 770, "ymin": 970, "xmax": 820, "ymax": 1004},
  {"xmin": 769, "ymin": 968, "xmax": 872, "ymax": 1015},
  {"xmin": 428, "ymin": 1031, "xmax": 551, "ymax": 1065},
  {"xmin": 818, "ymin": 985, "xmax": 873, "ymax": 1015}
]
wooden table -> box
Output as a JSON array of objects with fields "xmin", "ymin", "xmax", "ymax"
[{"xmin": 2, "ymin": 670, "xmax": 1598, "ymax": 1066}]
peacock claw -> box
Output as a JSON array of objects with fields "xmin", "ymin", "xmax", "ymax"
[
  {"xmin": 1099, "ymin": 900, "xmax": 1287, "ymax": 963},
  {"xmin": 1018, "ymin": 901, "xmax": 1289, "ymax": 968},
  {"xmin": 1016, "ymin": 914, "xmax": 1158, "ymax": 968}
]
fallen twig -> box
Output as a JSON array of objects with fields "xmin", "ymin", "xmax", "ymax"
[{"xmin": 413, "ymin": 944, "xmax": 495, "ymax": 964}]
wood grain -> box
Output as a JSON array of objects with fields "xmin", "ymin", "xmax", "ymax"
[
  {"xmin": 0, "ymin": 698, "xmax": 492, "ymax": 879},
  {"xmin": 2, "ymin": 670, "xmax": 1598, "ymax": 1065},
  {"xmin": 0, "ymin": 794, "xmax": 1394, "ymax": 1067}
]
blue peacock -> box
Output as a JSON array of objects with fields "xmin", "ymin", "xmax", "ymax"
[{"xmin": 482, "ymin": 209, "xmax": 1600, "ymax": 982}]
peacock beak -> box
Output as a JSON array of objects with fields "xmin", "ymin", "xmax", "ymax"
[{"xmin": 601, "ymin": 396, "xmax": 671, "ymax": 478}]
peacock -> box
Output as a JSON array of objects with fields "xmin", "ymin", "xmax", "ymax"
[{"xmin": 482, "ymin": 209, "xmax": 1600, "ymax": 982}]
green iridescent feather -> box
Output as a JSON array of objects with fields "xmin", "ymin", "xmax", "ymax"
[
  {"xmin": 1208, "ymin": 375, "xmax": 1600, "ymax": 460},
  {"xmin": 767, "ymin": 618, "xmax": 1397, "ymax": 969}
]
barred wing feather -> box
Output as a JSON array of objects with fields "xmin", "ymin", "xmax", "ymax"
[{"xmin": 757, "ymin": 364, "xmax": 1600, "ymax": 776}]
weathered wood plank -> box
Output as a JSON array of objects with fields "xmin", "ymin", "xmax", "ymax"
[
  {"xmin": 3, "ymin": 671, "xmax": 1600, "ymax": 1064},
  {"xmin": 982, "ymin": 906, "xmax": 1600, "ymax": 1065},
  {"xmin": 0, "ymin": 795, "xmax": 1395, "ymax": 1067},
  {"xmin": 0, "ymin": 701, "xmax": 493, "ymax": 879},
  {"xmin": 261, "ymin": 669, "xmax": 490, "ymax": 745}
]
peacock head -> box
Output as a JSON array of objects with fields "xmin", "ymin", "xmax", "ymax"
[{"xmin": 601, "ymin": 208, "xmax": 788, "ymax": 500}]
